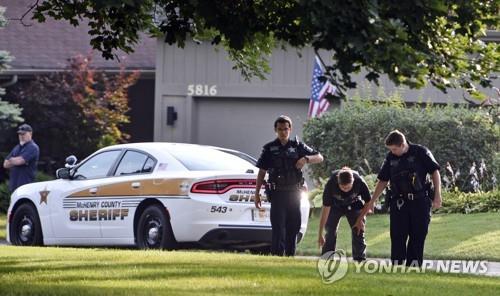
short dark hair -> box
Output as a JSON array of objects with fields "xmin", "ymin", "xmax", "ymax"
[
  {"xmin": 337, "ymin": 167, "xmax": 354, "ymax": 185},
  {"xmin": 274, "ymin": 115, "xmax": 292, "ymax": 128},
  {"xmin": 385, "ymin": 130, "xmax": 406, "ymax": 146}
]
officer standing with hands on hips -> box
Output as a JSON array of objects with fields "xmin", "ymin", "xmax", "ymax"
[
  {"xmin": 353, "ymin": 130, "xmax": 442, "ymax": 267},
  {"xmin": 318, "ymin": 167, "xmax": 371, "ymax": 261},
  {"xmin": 255, "ymin": 115, "xmax": 323, "ymax": 256}
]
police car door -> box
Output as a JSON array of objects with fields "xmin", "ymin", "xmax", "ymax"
[
  {"xmin": 50, "ymin": 150, "xmax": 123, "ymax": 241},
  {"xmin": 99, "ymin": 150, "xmax": 155, "ymax": 239}
]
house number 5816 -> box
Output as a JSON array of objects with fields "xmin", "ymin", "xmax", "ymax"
[{"xmin": 187, "ymin": 84, "xmax": 217, "ymax": 96}]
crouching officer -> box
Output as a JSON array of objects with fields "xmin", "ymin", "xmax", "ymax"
[
  {"xmin": 354, "ymin": 130, "xmax": 442, "ymax": 267},
  {"xmin": 318, "ymin": 167, "xmax": 371, "ymax": 261},
  {"xmin": 254, "ymin": 115, "xmax": 323, "ymax": 256}
]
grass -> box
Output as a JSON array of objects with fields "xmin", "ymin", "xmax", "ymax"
[
  {"xmin": 297, "ymin": 212, "xmax": 500, "ymax": 261},
  {"xmin": 1, "ymin": 212, "xmax": 499, "ymax": 260},
  {"xmin": 0, "ymin": 246, "xmax": 499, "ymax": 296}
]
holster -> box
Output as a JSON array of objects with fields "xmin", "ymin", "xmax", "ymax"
[
  {"xmin": 425, "ymin": 183, "xmax": 434, "ymax": 200},
  {"xmin": 264, "ymin": 182, "xmax": 272, "ymax": 202}
]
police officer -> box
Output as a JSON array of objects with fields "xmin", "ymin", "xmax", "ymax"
[
  {"xmin": 3, "ymin": 124, "xmax": 40, "ymax": 193},
  {"xmin": 254, "ymin": 115, "xmax": 323, "ymax": 256},
  {"xmin": 354, "ymin": 130, "xmax": 442, "ymax": 267},
  {"xmin": 318, "ymin": 167, "xmax": 371, "ymax": 261}
]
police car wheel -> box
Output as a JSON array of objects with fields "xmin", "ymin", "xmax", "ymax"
[
  {"xmin": 10, "ymin": 203, "xmax": 43, "ymax": 246},
  {"xmin": 136, "ymin": 205, "xmax": 176, "ymax": 250}
]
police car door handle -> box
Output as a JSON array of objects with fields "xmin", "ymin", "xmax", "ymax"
[
  {"xmin": 89, "ymin": 187, "xmax": 98, "ymax": 194},
  {"xmin": 131, "ymin": 182, "xmax": 141, "ymax": 189}
]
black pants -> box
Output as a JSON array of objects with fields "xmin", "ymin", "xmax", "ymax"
[
  {"xmin": 322, "ymin": 205, "xmax": 366, "ymax": 261},
  {"xmin": 269, "ymin": 190, "xmax": 301, "ymax": 256},
  {"xmin": 390, "ymin": 196, "xmax": 432, "ymax": 266}
]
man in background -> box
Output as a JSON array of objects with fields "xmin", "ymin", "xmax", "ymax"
[{"xmin": 3, "ymin": 124, "xmax": 40, "ymax": 192}]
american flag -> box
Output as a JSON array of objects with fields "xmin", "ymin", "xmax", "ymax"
[{"xmin": 308, "ymin": 56, "xmax": 336, "ymax": 118}]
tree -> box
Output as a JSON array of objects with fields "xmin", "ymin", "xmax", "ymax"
[
  {"xmin": 0, "ymin": 6, "xmax": 23, "ymax": 142},
  {"xmin": 4, "ymin": 54, "xmax": 139, "ymax": 171},
  {"xmin": 28, "ymin": 0, "xmax": 499, "ymax": 99},
  {"xmin": 0, "ymin": 6, "xmax": 23, "ymax": 183}
]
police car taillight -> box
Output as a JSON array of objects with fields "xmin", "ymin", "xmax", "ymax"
[{"xmin": 190, "ymin": 179, "xmax": 256, "ymax": 194}]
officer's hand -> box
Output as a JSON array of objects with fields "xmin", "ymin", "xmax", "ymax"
[
  {"xmin": 318, "ymin": 235, "xmax": 325, "ymax": 248},
  {"xmin": 295, "ymin": 157, "xmax": 307, "ymax": 169},
  {"xmin": 432, "ymin": 195, "xmax": 442, "ymax": 209},
  {"xmin": 352, "ymin": 217, "xmax": 365, "ymax": 236},
  {"xmin": 254, "ymin": 194, "xmax": 262, "ymax": 209}
]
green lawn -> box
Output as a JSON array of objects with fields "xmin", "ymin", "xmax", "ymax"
[
  {"xmin": 297, "ymin": 212, "xmax": 500, "ymax": 261},
  {"xmin": 2, "ymin": 212, "xmax": 499, "ymax": 260},
  {"xmin": 0, "ymin": 246, "xmax": 498, "ymax": 296}
]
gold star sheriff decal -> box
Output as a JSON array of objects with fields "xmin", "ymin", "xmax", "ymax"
[{"xmin": 39, "ymin": 187, "xmax": 50, "ymax": 205}]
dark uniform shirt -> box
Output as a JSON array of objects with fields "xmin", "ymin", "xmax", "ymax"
[
  {"xmin": 323, "ymin": 170, "xmax": 371, "ymax": 207},
  {"xmin": 6, "ymin": 140, "xmax": 39, "ymax": 192},
  {"xmin": 378, "ymin": 143, "xmax": 440, "ymax": 194},
  {"xmin": 256, "ymin": 138, "xmax": 319, "ymax": 169}
]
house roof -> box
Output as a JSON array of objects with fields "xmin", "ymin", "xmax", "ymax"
[{"xmin": 0, "ymin": 0, "xmax": 155, "ymax": 72}]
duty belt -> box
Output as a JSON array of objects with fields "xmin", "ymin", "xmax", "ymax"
[
  {"xmin": 395, "ymin": 192, "xmax": 424, "ymax": 200},
  {"xmin": 270, "ymin": 183, "xmax": 301, "ymax": 191}
]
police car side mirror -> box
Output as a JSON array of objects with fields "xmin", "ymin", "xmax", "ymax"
[
  {"xmin": 56, "ymin": 167, "xmax": 71, "ymax": 179},
  {"xmin": 65, "ymin": 155, "xmax": 78, "ymax": 168}
]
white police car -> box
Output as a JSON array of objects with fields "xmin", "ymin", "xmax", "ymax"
[{"xmin": 6, "ymin": 143, "xmax": 310, "ymax": 251}]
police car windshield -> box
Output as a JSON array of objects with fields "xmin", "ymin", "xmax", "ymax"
[{"xmin": 167, "ymin": 146, "xmax": 256, "ymax": 171}]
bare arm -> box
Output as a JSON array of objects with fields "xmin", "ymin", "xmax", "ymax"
[
  {"xmin": 3, "ymin": 159, "xmax": 12, "ymax": 169},
  {"xmin": 308, "ymin": 153, "xmax": 324, "ymax": 164},
  {"xmin": 368, "ymin": 180, "xmax": 389, "ymax": 209},
  {"xmin": 318, "ymin": 206, "xmax": 331, "ymax": 247},
  {"xmin": 254, "ymin": 169, "xmax": 267, "ymax": 209},
  {"xmin": 432, "ymin": 170, "xmax": 442, "ymax": 209},
  {"xmin": 296, "ymin": 152, "xmax": 324, "ymax": 169},
  {"xmin": 3, "ymin": 156, "xmax": 26, "ymax": 169},
  {"xmin": 353, "ymin": 180, "xmax": 389, "ymax": 234}
]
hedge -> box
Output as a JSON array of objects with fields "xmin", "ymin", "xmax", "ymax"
[{"xmin": 303, "ymin": 100, "xmax": 499, "ymax": 192}]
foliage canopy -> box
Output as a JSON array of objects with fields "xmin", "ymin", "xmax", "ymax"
[{"xmin": 29, "ymin": 0, "xmax": 500, "ymax": 99}]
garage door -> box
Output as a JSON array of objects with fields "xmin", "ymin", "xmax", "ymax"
[{"xmin": 193, "ymin": 97, "xmax": 310, "ymax": 158}]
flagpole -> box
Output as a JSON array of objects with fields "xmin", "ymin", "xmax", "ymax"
[
  {"xmin": 314, "ymin": 49, "xmax": 328, "ymax": 71},
  {"xmin": 313, "ymin": 49, "xmax": 343, "ymax": 108}
]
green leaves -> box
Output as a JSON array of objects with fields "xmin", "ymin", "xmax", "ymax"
[
  {"xmin": 303, "ymin": 98, "xmax": 500, "ymax": 191},
  {"xmin": 30, "ymin": 0, "xmax": 499, "ymax": 97}
]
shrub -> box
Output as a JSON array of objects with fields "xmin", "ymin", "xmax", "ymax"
[
  {"xmin": 435, "ymin": 189, "xmax": 500, "ymax": 214},
  {"xmin": 303, "ymin": 99, "xmax": 499, "ymax": 191},
  {"xmin": 0, "ymin": 172, "xmax": 54, "ymax": 213},
  {"xmin": 0, "ymin": 181, "xmax": 9, "ymax": 213}
]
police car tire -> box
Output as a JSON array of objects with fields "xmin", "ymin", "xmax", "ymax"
[
  {"xmin": 136, "ymin": 205, "xmax": 176, "ymax": 250},
  {"xmin": 10, "ymin": 203, "xmax": 43, "ymax": 246}
]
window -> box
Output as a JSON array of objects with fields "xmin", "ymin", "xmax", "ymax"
[
  {"xmin": 142, "ymin": 157, "xmax": 155, "ymax": 173},
  {"xmin": 167, "ymin": 146, "xmax": 255, "ymax": 171},
  {"xmin": 73, "ymin": 150, "xmax": 121, "ymax": 179},
  {"xmin": 114, "ymin": 151, "xmax": 150, "ymax": 176}
]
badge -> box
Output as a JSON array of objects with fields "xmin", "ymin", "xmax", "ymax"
[{"xmin": 39, "ymin": 187, "xmax": 50, "ymax": 205}]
